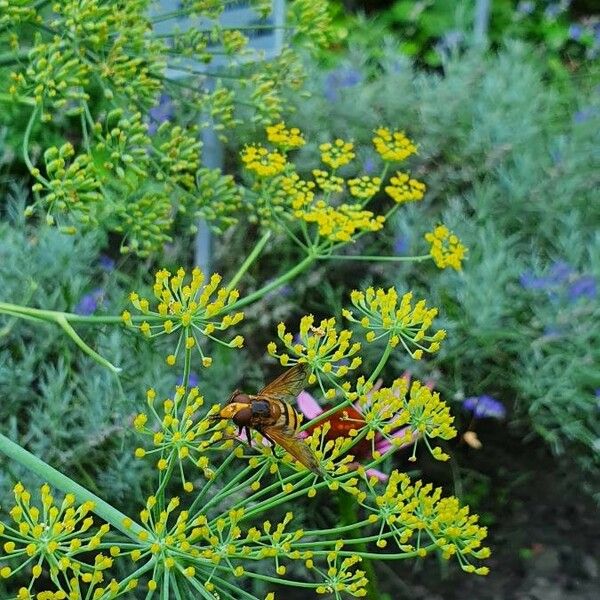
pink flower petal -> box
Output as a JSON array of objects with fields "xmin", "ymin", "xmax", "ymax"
[
  {"xmin": 365, "ymin": 468, "xmax": 389, "ymax": 481},
  {"xmin": 296, "ymin": 390, "xmax": 323, "ymax": 420}
]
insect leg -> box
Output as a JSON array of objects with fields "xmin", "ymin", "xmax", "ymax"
[
  {"xmin": 244, "ymin": 426, "xmax": 252, "ymax": 446},
  {"xmin": 262, "ymin": 433, "xmax": 277, "ymax": 451}
]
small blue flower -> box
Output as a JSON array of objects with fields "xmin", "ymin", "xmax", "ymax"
[
  {"xmin": 519, "ymin": 271, "xmax": 552, "ymax": 290},
  {"xmin": 573, "ymin": 107, "xmax": 597, "ymax": 124},
  {"xmin": 148, "ymin": 94, "xmax": 174, "ymax": 135},
  {"xmin": 393, "ymin": 234, "xmax": 409, "ymax": 255},
  {"xmin": 74, "ymin": 289, "xmax": 104, "ymax": 316},
  {"xmin": 324, "ymin": 67, "xmax": 363, "ymax": 102},
  {"xmin": 569, "ymin": 24, "xmax": 583, "ymax": 41},
  {"xmin": 363, "ymin": 156, "xmax": 376, "ymax": 174},
  {"xmin": 463, "ymin": 395, "xmax": 506, "ymax": 420},
  {"xmin": 568, "ymin": 275, "xmax": 597, "ymax": 301},
  {"xmin": 264, "ymin": 279, "xmax": 292, "ymax": 301},
  {"xmin": 548, "ymin": 260, "xmax": 573, "ymax": 284},
  {"xmin": 517, "ymin": 1, "xmax": 535, "ymax": 15},
  {"xmin": 98, "ymin": 255, "xmax": 115, "ymax": 272},
  {"xmin": 177, "ymin": 372, "xmax": 199, "ymax": 388}
]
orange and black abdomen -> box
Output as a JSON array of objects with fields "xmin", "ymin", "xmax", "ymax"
[{"xmin": 269, "ymin": 399, "xmax": 299, "ymax": 432}]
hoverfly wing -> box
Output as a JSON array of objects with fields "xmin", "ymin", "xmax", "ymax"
[
  {"xmin": 257, "ymin": 363, "xmax": 309, "ymax": 404},
  {"xmin": 263, "ymin": 425, "xmax": 322, "ymax": 475}
]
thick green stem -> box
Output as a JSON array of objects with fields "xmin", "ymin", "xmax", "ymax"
[
  {"xmin": 0, "ymin": 432, "xmax": 144, "ymax": 540},
  {"xmin": 226, "ymin": 230, "xmax": 272, "ymax": 291}
]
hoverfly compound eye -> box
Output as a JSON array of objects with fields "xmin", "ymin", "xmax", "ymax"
[{"xmin": 228, "ymin": 390, "xmax": 250, "ymax": 404}]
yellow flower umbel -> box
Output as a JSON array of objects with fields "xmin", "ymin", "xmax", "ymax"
[
  {"xmin": 296, "ymin": 202, "xmax": 385, "ymax": 243},
  {"xmin": 372, "ymin": 128, "xmax": 417, "ymax": 162},
  {"xmin": 241, "ymin": 144, "xmax": 287, "ymax": 177},
  {"xmin": 311, "ymin": 169, "xmax": 344, "ymax": 193},
  {"xmin": 425, "ymin": 225, "xmax": 468, "ymax": 270},
  {"xmin": 279, "ymin": 173, "xmax": 316, "ymax": 210},
  {"xmin": 347, "ymin": 175, "xmax": 382, "ymax": 201},
  {"xmin": 0, "ymin": 483, "xmax": 116, "ymax": 598},
  {"xmin": 266, "ymin": 122, "xmax": 306, "ymax": 149},
  {"xmin": 343, "ymin": 288, "xmax": 446, "ymax": 360},
  {"xmin": 124, "ymin": 267, "xmax": 244, "ymax": 367},
  {"xmin": 319, "ymin": 139, "xmax": 355, "ymax": 169},
  {"xmin": 365, "ymin": 472, "xmax": 490, "ymax": 574},
  {"xmin": 133, "ymin": 386, "xmax": 230, "ymax": 488},
  {"xmin": 388, "ymin": 377, "xmax": 457, "ymax": 461},
  {"xmin": 385, "ymin": 172, "xmax": 426, "ymax": 204},
  {"xmin": 314, "ymin": 549, "xmax": 368, "ymax": 596},
  {"xmin": 268, "ymin": 315, "xmax": 362, "ymax": 397}
]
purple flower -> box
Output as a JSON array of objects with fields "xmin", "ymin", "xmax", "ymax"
[
  {"xmin": 573, "ymin": 107, "xmax": 597, "ymax": 124},
  {"xmin": 544, "ymin": 3, "xmax": 563, "ymax": 19},
  {"xmin": 393, "ymin": 234, "xmax": 409, "ymax": 255},
  {"xmin": 177, "ymin": 372, "xmax": 199, "ymax": 388},
  {"xmin": 148, "ymin": 94, "xmax": 174, "ymax": 135},
  {"xmin": 463, "ymin": 395, "xmax": 506, "ymax": 420},
  {"xmin": 520, "ymin": 261, "xmax": 574, "ymax": 291},
  {"xmin": 323, "ymin": 67, "xmax": 363, "ymax": 102},
  {"xmin": 517, "ymin": 1, "xmax": 535, "ymax": 15},
  {"xmin": 569, "ymin": 24, "xmax": 583, "ymax": 41},
  {"xmin": 519, "ymin": 271, "xmax": 552, "ymax": 290},
  {"xmin": 74, "ymin": 289, "xmax": 104, "ymax": 316},
  {"xmin": 363, "ymin": 156, "xmax": 376, "ymax": 174},
  {"xmin": 98, "ymin": 255, "xmax": 115, "ymax": 272},
  {"xmin": 264, "ymin": 279, "xmax": 292, "ymax": 301},
  {"xmin": 568, "ymin": 275, "xmax": 597, "ymax": 301},
  {"xmin": 548, "ymin": 260, "xmax": 573, "ymax": 284}
]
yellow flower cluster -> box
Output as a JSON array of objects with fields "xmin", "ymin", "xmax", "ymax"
[
  {"xmin": 266, "ymin": 122, "xmax": 306, "ymax": 149},
  {"xmin": 133, "ymin": 386, "xmax": 230, "ymax": 487},
  {"xmin": 296, "ymin": 202, "xmax": 385, "ymax": 243},
  {"xmin": 348, "ymin": 175, "xmax": 382, "ymax": 200},
  {"xmin": 343, "ymin": 287, "xmax": 446, "ymax": 360},
  {"xmin": 367, "ymin": 472, "xmax": 490, "ymax": 574},
  {"xmin": 373, "ymin": 127, "xmax": 417, "ymax": 162},
  {"xmin": 311, "ymin": 169, "xmax": 344, "ymax": 193},
  {"xmin": 0, "ymin": 483, "xmax": 124, "ymax": 599},
  {"xmin": 390, "ymin": 378, "xmax": 457, "ymax": 461},
  {"xmin": 241, "ymin": 144, "xmax": 287, "ymax": 177},
  {"xmin": 319, "ymin": 139, "xmax": 355, "ymax": 169},
  {"xmin": 315, "ymin": 551, "xmax": 367, "ymax": 597},
  {"xmin": 385, "ymin": 171, "xmax": 426, "ymax": 204},
  {"xmin": 268, "ymin": 315, "xmax": 362, "ymax": 396},
  {"xmin": 279, "ymin": 173, "xmax": 316, "ymax": 209},
  {"xmin": 123, "ymin": 267, "xmax": 244, "ymax": 367},
  {"xmin": 425, "ymin": 225, "xmax": 468, "ymax": 271}
]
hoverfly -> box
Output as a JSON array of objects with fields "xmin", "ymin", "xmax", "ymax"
[{"xmin": 214, "ymin": 364, "xmax": 322, "ymax": 475}]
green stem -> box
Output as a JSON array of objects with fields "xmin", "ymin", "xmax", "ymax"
[
  {"xmin": 0, "ymin": 91, "xmax": 36, "ymax": 105},
  {"xmin": 338, "ymin": 490, "xmax": 380, "ymax": 598},
  {"xmin": 226, "ymin": 230, "xmax": 272, "ymax": 291},
  {"xmin": 322, "ymin": 254, "xmax": 432, "ymax": 263},
  {"xmin": 55, "ymin": 314, "xmax": 121, "ymax": 374},
  {"xmin": 23, "ymin": 106, "xmax": 45, "ymax": 181},
  {"xmin": 0, "ymin": 432, "xmax": 144, "ymax": 540},
  {"xmin": 227, "ymin": 253, "xmax": 316, "ymax": 311},
  {"xmin": 182, "ymin": 346, "xmax": 192, "ymax": 389},
  {"xmin": 0, "ymin": 302, "xmax": 147, "ymax": 324},
  {"xmin": 0, "ymin": 303, "xmax": 121, "ymax": 373},
  {"xmin": 366, "ymin": 340, "xmax": 394, "ymax": 387}
]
